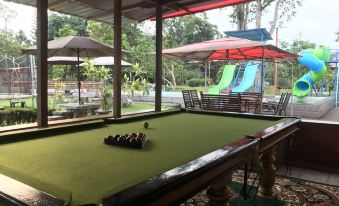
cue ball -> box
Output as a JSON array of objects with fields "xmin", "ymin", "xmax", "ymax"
[{"xmin": 143, "ymin": 122, "xmax": 149, "ymax": 129}]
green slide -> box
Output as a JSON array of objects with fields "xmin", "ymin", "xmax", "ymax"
[{"xmin": 208, "ymin": 65, "xmax": 237, "ymax": 94}]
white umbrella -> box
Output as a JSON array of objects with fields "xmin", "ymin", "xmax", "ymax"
[
  {"xmin": 80, "ymin": 57, "xmax": 132, "ymax": 66},
  {"xmin": 48, "ymin": 56, "xmax": 84, "ymax": 65}
]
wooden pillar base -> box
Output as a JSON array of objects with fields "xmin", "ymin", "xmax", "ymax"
[
  {"xmin": 206, "ymin": 173, "xmax": 232, "ymax": 206},
  {"xmin": 258, "ymin": 145, "xmax": 277, "ymax": 198}
]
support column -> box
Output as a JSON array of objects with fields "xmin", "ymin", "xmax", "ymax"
[
  {"xmin": 155, "ymin": 2, "xmax": 163, "ymax": 112},
  {"xmin": 113, "ymin": 0, "xmax": 122, "ymax": 118},
  {"xmin": 258, "ymin": 145, "xmax": 277, "ymax": 198},
  {"xmin": 36, "ymin": 0, "xmax": 48, "ymax": 127},
  {"xmin": 206, "ymin": 173, "xmax": 232, "ymax": 206}
]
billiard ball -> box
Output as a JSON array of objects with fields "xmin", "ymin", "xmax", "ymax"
[
  {"xmin": 105, "ymin": 135, "xmax": 113, "ymax": 144},
  {"xmin": 143, "ymin": 122, "xmax": 149, "ymax": 129},
  {"xmin": 136, "ymin": 137, "xmax": 143, "ymax": 143}
]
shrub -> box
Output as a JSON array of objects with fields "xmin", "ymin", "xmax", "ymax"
[
  {"xmin": 187, "ymin": 78, "xmax": 204, "ymax": 87},
  {"xmin": 187, "ymin": 78, "xmax": 212, "ymax": 87},
  {"xmin": 0, "ymin": 108, "xmax": 56, "ymax": 127}
]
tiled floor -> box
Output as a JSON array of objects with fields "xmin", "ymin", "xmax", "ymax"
[
  {"xmin": 277, "ymin": 166, "xmax": 339, "ymax": 186},
  {"xmin": 321, "ymin": 106, "xmax": 339, "ymax": 121}
]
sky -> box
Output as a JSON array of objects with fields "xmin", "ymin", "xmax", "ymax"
[{"xmin": 0, "ymin": 0, "xmax": 339, "ymax": 49}]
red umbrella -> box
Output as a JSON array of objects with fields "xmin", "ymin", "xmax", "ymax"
[{"xmin": 162, "ymin": 37, "xmax": 298, "ymax": 61}]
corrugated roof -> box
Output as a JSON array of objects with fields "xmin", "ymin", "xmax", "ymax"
[{"xmin": 5, "ymin": 0, "xmax": 255, "ymax": 24}]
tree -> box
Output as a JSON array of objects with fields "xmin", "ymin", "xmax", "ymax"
[
  {"xmin": 336, "ymin": 30, "xmax": 339, "ymax": 42},
  {"xmin": 15, "ymin": 30, "xmax": 31, "ymax": 46},
  {"xmin": 230, "ymin": 0, "xmax": 303, "ymax": 35},
  {"xmin": 86, "ymin": 20, "xmax": 154, "ymax": 80},
  {"xmin": 162, "ymin": 14, "xmax": 221, "ymax": 89},
  {"xmin": 86, "ymin": 20, "xmax": 114, "ymax": 44},
  {"xmin": 58, "ymin": 24, "xmax": 77, "ymax": 37},
  {"xmin": 163, "ymin": 14, "xmax": 221, "ymax": 48},
  {"xmin": 48, "ymin": 13, "xmax": 88, "ymax": 40},
  {"xmin": 0, "ymin": 30, "xmax": 22, "ymax": 57}
]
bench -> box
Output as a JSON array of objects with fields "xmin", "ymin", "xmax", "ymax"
[
  {"xmin": 200, "ymin": 92, "xmax": 241, "ymax": 112},
  {"xmin": 10, "ymin": 99, "xmax": 26, "ymax": 108}
]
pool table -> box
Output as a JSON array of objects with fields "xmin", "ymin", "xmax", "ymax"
[{"xmin": 0, "ymin": 110, "xmax": 300, "ymax": 206}]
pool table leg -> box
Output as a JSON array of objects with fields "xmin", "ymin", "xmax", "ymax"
[
  {"xmin": 206, "ymin": 173, "xmax": 232, "ymax": 206},
  {"xmin": 258, "ymin": 145, "xmax": 277, "ymax": 198}
]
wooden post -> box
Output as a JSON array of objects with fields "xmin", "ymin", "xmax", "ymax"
[
  {"xmin": 206, "ymin": 173, "xmax": 232, "ymax": 206},
  {"xmin": 258, "ymin": 145, "xmax": 277, "ymax": 198},
  {"xmin": 113, "ymin": 0, "xmax": 122, "ymax": 118},
  {"xmin": 155, "ymin": 2, "xmax": 163, "ymax": 112},
  {"xmin": 36, "ymin": 0, "xmax": 48, "ymax": 127}
]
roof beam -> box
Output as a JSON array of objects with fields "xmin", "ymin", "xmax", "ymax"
[
  {"xmin": 48, "ymin": 0, "xmax": 70, "ymax": 10},
  {"xmin": 89, "ymin": 1, "xmax": 152, "ymax": 20}
]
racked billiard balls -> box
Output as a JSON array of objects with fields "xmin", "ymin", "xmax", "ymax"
[
  {"xmin": 104, "ymin": 135, "xmax": 113, "ymax": 144},
  {"xmin": 143, "ymin": 122, "xmax": 149, "ymax": 129}
]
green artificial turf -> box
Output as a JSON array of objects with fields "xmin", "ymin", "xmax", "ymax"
[{"xmin": 0, "ymin": 113, "xmax": 281, "ymax": 205}]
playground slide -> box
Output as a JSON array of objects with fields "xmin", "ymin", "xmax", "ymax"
[
  {"xmin": 293, "ymin": 47, "xmax": 330, "ymax": 97},
  {"xmin": 208, "ymin": 64, "xmax": 237, "ymax": 94},
  {"xmin": 232, "ymin": 63, "xmax": 261, "ymax": 93}
]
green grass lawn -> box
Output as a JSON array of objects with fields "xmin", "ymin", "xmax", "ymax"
[
  {"xmin": 0, "ymin": 97, "xmax": 171, "ymax": 114},
  {"xmin": 174, "ymin": 85, "xmax": 211, "ymax": 92},
  {"xmin": 122, "ymin": 102, "xmax": 170, "ymax": 113}
]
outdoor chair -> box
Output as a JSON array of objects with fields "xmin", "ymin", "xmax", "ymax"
[
  {"xmin": 279, "ymin": 93, "xmax": 291, "ymax": 116},
  {"xmin": 182, "ymin": 90, "xmax": 202, "ymax": 109},
  {"xmin": 190, "ymin": 90, "xmax": 202, "ymax": 109},
  {"xmin": 182, "ymin": 90, "xmax": 193, "ymax": 109},
  {"xmin": 231, "ymin": 92, "xmax": 263, "ymax": 113},
  {"xmin": 200, "ymin": 92, "xmax": 241, "ymax": 112},
  {"xmin": 262, "ymin": 93, "xmax": 286, "ymax": 115}
]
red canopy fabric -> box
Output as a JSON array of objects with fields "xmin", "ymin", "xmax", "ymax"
[{"xmin": 162, "ymin": 37, "xmax": 298, "ymax": 61}]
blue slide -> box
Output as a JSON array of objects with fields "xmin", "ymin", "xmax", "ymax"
[{"xmin": 232, "ymin": 63, "xmax": 261, "ymax": 92}]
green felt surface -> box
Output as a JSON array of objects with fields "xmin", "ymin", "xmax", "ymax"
[{"xmin": 0, "ymin": 113, "xmax": 281, "ymax": 205}]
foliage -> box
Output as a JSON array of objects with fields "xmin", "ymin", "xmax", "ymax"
[
  {"xmin": 82, "ymin": 59, "xmax": 96, "ymax": 81},
  {"xmin": 0, "ymin": 107, "xmax": 55, "ymax": 127},
  {"xmin": 162, "ymin": 14, "xmax": 221, "ymax": 89},
  {"xmin": 49, "ymin": 65, "xmax": 66, "ymax": 81},
  {"xmin": 48, "ymin": 13, "xmax": 88, "ymax": 40},
  {"xmin": 335, "ymin": 30, "xmax": 339, "ymax": 42},
  {"xmin": 0, "ymin": 30, "xmax": 22, "ymax": 57},
  {"xmin": 15, "ymin": 30, "xmax": 32, "ymax": 46},
  {"xmin": 187, "ymin": 78, "xmax": 212, "ymax": 87},
  {"xmin": 58, "ymin": 24, "xmax": 77, "ymax": 37},
  {"xmin": 229, "ymin": 0, "xmax": 303, "ymax": 34},
  {"xmin": 122, "ymin": 63, "xmax": 152, "ymax": 98},
  {"xmin": 53, "ymin": 82, "xmax": 66, "ymax": 106},
  {"xmin": 86, "ymin": 20, "xmax": 130, "ymax": 50},
  {"xmin": 101, "ymin": 86, "xmax": 112, "ymax": 110},
  {"xmin": 163, "ymin": 14, "xmax": 221, "ymax": 48},
  {"xmin": 96, "ymin": 66, "xmax": 110, "ymax": 82}
]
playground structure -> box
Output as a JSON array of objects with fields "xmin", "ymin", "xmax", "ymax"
[
  {"xmin": 208, "ymin": 61, "xmax": 262, "ymax": 94},
  {"xmin": 0, "ymin": 55, "xmax": 31, "ymax": 94},
  {"xmin": 293, "ymin": 47, "xmax": 331, "ymax": 97},
  {"xmin": 292, "ymin": 48, "xmax": 339, "ymax": 103}
]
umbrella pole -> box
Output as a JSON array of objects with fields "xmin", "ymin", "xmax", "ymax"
[
  {"xmin": 77, "ymin": 49, "xmax": 81, "ymax": 105},
  {"xmin": 260, "ymin": 47, "xmax": 265, "ymax": 114}
]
